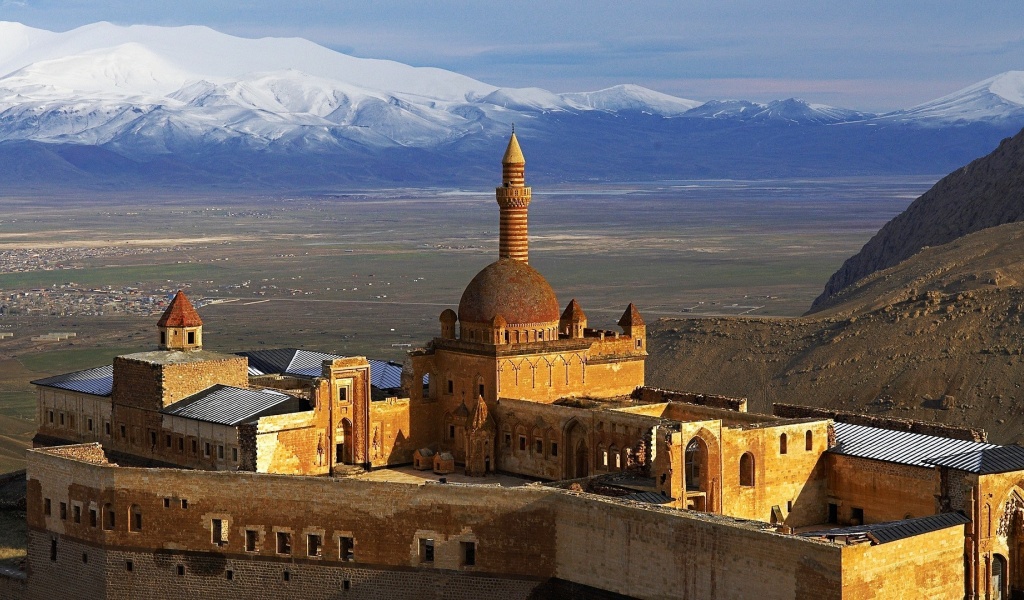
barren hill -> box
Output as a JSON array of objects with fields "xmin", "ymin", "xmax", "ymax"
[
  {"xmin": 810, "ymin": 126, "xmax": 1024, "ymax": 312},
  {"xmin": 648, "ymin": 221, "xmax": 1024, "ymax": 444}
]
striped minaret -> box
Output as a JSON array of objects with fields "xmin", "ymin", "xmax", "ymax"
[{"xmin": 495, "ymin": 131, "xmax": 532, "ymax": 262}]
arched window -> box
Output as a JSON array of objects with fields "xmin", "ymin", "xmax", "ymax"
[
  {"xmin": 805, "ymin": 430, "xmax": 813, "ymax": 451},
  {"xmin": 610, "ymin": 445, "xmax": 620, "ymax": 469},
  {"xmin": 103, "ymin": 503, "xmax": 115, "ymax": 530},
  {"xmin": 129, "ymin": 505, "xmax": 142, "ymax": 532},
  {"xmin": 600, "ymin": 445, "xmax": 608, "ymax": 469},
  {"xmin": 780, "ymin": 433, "xmax": 788, "ymax": 455},
  {"xmin": 739, "ymin": 453, "xmax": 755, "ymax": 486}
]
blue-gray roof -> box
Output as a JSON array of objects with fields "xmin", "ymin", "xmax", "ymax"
[
  {"xmin": 238, "ymin": 348, "xmax": 421, "ymax": 390},
  {"xmin": 831, "ymin": 422, "xmax": 997, "ymax": 468},
  {"xmin": 162, "ymin": 384, "xmax": 304, "ymax": 426},
  {"xmin": 31, "ymin": 365, "xmax": 114, "ymax": 397},
  {"xmin": 803, "ymin": 512, "xmax": 970, "ymax": 545},
  {"xmin": 924, "ymin": 445, "xmax": 1024, "ymax": 474}
]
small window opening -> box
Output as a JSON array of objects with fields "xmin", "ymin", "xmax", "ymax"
[
  {"xmin": 87, "ymin": 418, "xmax": 93, "ymax": 432},
  {"xmin": 50, "ymin": 538, "xmax": 57, "ymax": 561},
  {"xmin": 277, "ymin": 532, "xmax": 292, "ymax": 555},
  {"xmin": 245, "ymin": 529, "xmax": 258, "ymax": 552},
  {"xmin": 104, "ymin": 504, "xmax": 115, "ymax": 530},
  {"xmin": 82, "ymin": 552, "xmax": 88, "ymax": 564},
  {"xmin": 535, "ymin": 439, "xmax": 543, "ymax": 454},
  {"xmin": 119, "ymin": 424, "xmax": 126, "ymax": 439},
  {"xmin": 59, "ymin": 502, "xmax": 67, "ymax": 521},
  {"xmin": 187, "ymin": 331, "xmax": 196, "ymax": 345},
  {"xmin": 827, "ymin": 503, "xmax": 838, "ymax": 524},
  {"xmin": 218, "ymin": 445, "xmax": 224, "ymax": 459},
  {"xmin": 149, "ymin": 431, "xmax": 157, "ymax": 446},
  {"xmin": 739, "ymin": 452, "xmax": 755, "ymax": 487},
  {"xmin": 283, "ymin": 571, "xmax": 291, "ymax": 582},
  {"xmin": 165, "ymin": 434, "xmax": 171, "ymax": 448},
  {"xmin": 178, "ymin": 438, "xmax": 184, "ymax": 452},
  {"xmin": 447, "ymin": 380, "xmax": 453, "ymax": 394},
  {"xmin": 125, "ymin": 560, "xmax": 133, "ymax": 572},
  {"xmin": 181, "ymin": 499, "xmax": 188, "ymax": 509},
  {"xmin": 449, "ymin": 425, "xmax": 456, "ymax": 439},
  {"xmin": 89, "ymin": 508, "xmax": 97, "ymax": 527},
  {"xmin": 780, "ymin": 433, "xmax": 788, "ymax": 455},
  {"xmin": 177, "ymin": 565, "xmax": 184, "ymax": 576},
  {"xmin": 420, "ymin": 538, "xmax": 435, "ymax": 563},
  {"xmin": 343, "ymin": 580, "xmax": 351, "ymax": 590},
  {"xmin": 339, "ymin": 536, "xmax": 354, "ymax": 561},
  {"xmin": 105, "ymin": 422, "xmax": 111, "ymax": 436},
  {"xmin": 461, "ymin": 541, "xmax": 476, "ymax": 567},
  {"xmin": 851, "ymin": 507, "xmax": 864, "ymax": 525},
  {"xmin": 160, "ymin": 331, "xmax": 166, "ymax": 345},
  {"xmin": 73, "ymin": 505, "xmax": 81, "ymax": 524},
  {"xmin": 519, "ymin": 436, "xmax": 526, "ymax": 451},
  {"xmin": 307, "ymin": 534, "xmax": 322, "ymax": 557},
  {"xmin": 204, "ymin": 443, "xmax": 211, "ymax": 457},
  {"xmin": 163, "ymin": 498, "xmax": 170, "ymax": 508},
  {"xmin": 48, "ymin": 411, "xmax": 54, "ymax": 424},
  {"xmin": 504, "ymin": 433, "xmax": 512, "ymax": 447},
  {"xmin": 805, "ymin": 430, "xmax": 813, "ymax": 451},
  {"xmin": 59, "ymin": 413, "xmax": 64, "ymax": 426},
  {"xmin": 232, "ymin": 447, "xmax": 238, "ymax": 462},
  {"xmin": 551, "ymin": 442, "xmax": 558, "ymax": 457},
  {"xmin": 478, "ymin": 384, "xmax": 485, "ymax": 397},
  {"xmin": 191, "ymin": 440, "xmax": 197, "ymax": 454},
  {"xmin": 226, "ymin": 570, "xmax": 233, "ymax": 581},
  {"xmin": 44, "ymin": 498, "xmax": 51, "ymax": 516},
  {"xmin": 212, "ymin": 519, "xmax": 226, "ymax": 545}
]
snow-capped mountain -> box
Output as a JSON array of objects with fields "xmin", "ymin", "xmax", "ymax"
[
  {"xmin": 0, "ymin": 20, "xmax": 1022, "ymax": 189},
  {"xmin": 882, "ymin": 71, "xmax": 1024, "ymax": 125}
]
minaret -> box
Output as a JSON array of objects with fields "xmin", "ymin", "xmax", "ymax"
[{"xmin": 495, "ymin": 130, "xmax": 532, "ymax": 263}]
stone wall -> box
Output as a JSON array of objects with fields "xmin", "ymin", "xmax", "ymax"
[
  {"xmin": 840, "ymin": 526, "xmax": 966, "ymax": 598},
  {"xmin": 773, "ymin": 403, "xmax": 987, "ymax": 442},
  {"xmin": 21, "ymin": 443, "xmax": 937, "ymax": 600},
  {"xmin": 827, "ymin": 454, "xmax": 939, "ymax": 524}
]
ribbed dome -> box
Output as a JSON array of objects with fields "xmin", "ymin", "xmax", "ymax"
[{"xmin": 458, "ymin": 259, "xmax": 560, "ymax": 325}]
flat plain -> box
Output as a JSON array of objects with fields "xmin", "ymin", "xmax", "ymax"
[{"xmin": 0, "ymin": 177, "xmax": 936, "ymax": 473}]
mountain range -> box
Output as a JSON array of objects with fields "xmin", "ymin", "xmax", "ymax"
[{"xmin": 2, "ymin": 21, "xmax": 1024, "ymax": 189}]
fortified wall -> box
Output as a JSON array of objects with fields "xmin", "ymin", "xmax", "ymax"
[{"xmin": 17, "ymin": 444, "xmax": 966, "ymax": 600}]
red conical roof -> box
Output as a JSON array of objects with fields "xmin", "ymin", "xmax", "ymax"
[
  {"xmin": 157, "ymin": 291, "xmax": 203, "ymax": 328},
  {"xmin": 617, "ymin": 303, "xmax": 644, "ymax": 327}
]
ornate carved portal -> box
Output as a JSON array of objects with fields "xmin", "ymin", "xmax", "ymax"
[{"xmin": 997, "ymin": 489, "xmax": 1024, "ymax": 598}]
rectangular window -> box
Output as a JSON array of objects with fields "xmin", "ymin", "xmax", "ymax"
[
  {"xmin": 212, "ymin": 519, "xmax": 226, "ymax": 545},
  {"xmin": 828, "ymin": 503, "xmax": 838, "ymax": 524},
  {"xmin": 119, "ymin": 424, "xmax": 126, "ymax": 439},
  {"xmin": 447, "ymin": 380, "xmax": 453, "ymax": 394},
  {"xmin": 105, "ymin": 422, "xmax": 111, "ymax": 436},
  {"xmin": 535, "ymin": 439, "xmax": 543, "ymax": 454},
  {"xmin": 149, "ymin": 431, "xmax": 157, "ymax": 446},
  {"xmin": 187, "ymin": 331, "xmax": 196, "ymax": 345},
  {"xmin": 245, "ymin": 530, "xmax": 258, "ymax": 552},
  {"xmin": 338, "ymin": 387, "xmax": 347, "ymax": 402},
  {"xmin": 73, "ymin": 505, "xmax": 81, "ymax": 524},
  {"xmin": 125, "ymin": 560, "xmax": 133, "ymax": 572},
  {"xmin": 519, "ymin": 436, "xmax": 526, "ymax": 451},
  {"xmin": 165, "ymin": 434, "xmax": 171, "ymax": 448},
  {"xmin": 307, "ymin": 534, "xmax": 322, "ymax": 557},
  {"xmin": 419, "ymin": 538, "xmax": 434, "ymax": 563},
  {"xmin": 44, "ymin": 498, "xmax": 51, "ymax": 516},
  {"xmin": 232, "ymin": 447, "xmax": 238, "ymax": 462},
  {"xmin": 181, "ymin": 499, "xmax": 188, "ymax": 509},
  {"xmin": 48, "ymin": 411, "xmax": 54, "ymax": 424},
  {"xmin": 178, "ymin": 437, "xmax": 184, "ymax": 452},
  {"xmin": 461, "ymin": 541, "xmax": 476, "ymax": 567},
  {"xmin": 50, "ymin": 538, "xmax": 57, "ymax": 562},
  {"xmin": 551, "ymin": 442, "xmax": 559, "ymax": 457},
  {"xmin": 277, "ymin": 532, "xmax": 292, "ymax": 555},
  {"xmin": 478, "ymin": 384, "xmax": 485, "ymax": 397},
  {"xmin": 851, "ymin": 507, "xmax": 864, "ymax": 525},
  {"xmin": 59, "ymin": 413, "xmax": 64, "ymax": 426},
  {"xmin": 339, "ymin": 536, "xmax": 354, "ymax": 562},
  {"xmin": 177, "ymin": 565, "xmax": 184, "ymax": 576},
  {"xmin": 504, "ymin": 433, "xmax": 512, "ymax": 447},
  {"xmin": 192, "ymin": 439, "xmax": 197, "ymax": 454},
  {"xmin": 449, "ymin": 425, "xmax": 456, "ymax": 439},
  {"xmin": 204, "ymin": 443, "xmax": 211, "ymax": 457},
  {"xmin": 87, "ymin": 418, "xmax": 93, "ymax": 432},
  {"xmin": 59, "ymin": 502, "xmax": 67, "ymax": 520},
  {"xmin": 89, "ymin": 508, "xmax": 97, "ymax": 528},
  {"xmin": 218, "ymin": 445, "xmax": 224, "ymax": 460},
  {"xmin": 163, "ymin": 498, "xmax": 170, "ymax": 508},
  {"xmin": 226, "ymin": 570, "xmax": 233, "ymax": 581},
  {"xmin": 131, "ymin": 508, "xmax": 142, "ymax": 532}
]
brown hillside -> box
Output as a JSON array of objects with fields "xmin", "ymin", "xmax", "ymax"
[
  {"xmin": 810, "ymin": 127, "xmax": 1024, "ymax": 312},
  {"xmin": 648, "ymin": 221, "xmax": 1024, "ymax": 444}
]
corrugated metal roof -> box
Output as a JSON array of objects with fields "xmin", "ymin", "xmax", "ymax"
[
  {"xmin": 31, "ymin": 365, "xmax": 114, "ymax": 397},
  {"xmin": 831, "ymin": 422, "xmax": 997, "ymax": 467},
  {"xmin": 620, "ymin": 491, "xmax": 672, "ymax": 505},
  {"xmin": 161, "ymin": 385, "xmax": 300, "ymax": 426},
  {"xmin": 238, "ymin": 348, "xmax": 423, "ymax": 390},
  {"xmin": 803, "ymin": 512, "xmax": 970, "ymax": 545},
  {"xmin": 924, "ymin": 445, "xmax": 1024, "ymax": 474}
]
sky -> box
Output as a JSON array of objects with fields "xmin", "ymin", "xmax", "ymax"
[{"xmin": 0, "ymin": 0, "xmax": 1022, "ymax": 112}]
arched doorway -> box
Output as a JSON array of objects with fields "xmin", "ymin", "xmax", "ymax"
[
  {"xmin": 338, "ymin": 418, "xmax": 353, "ymax": 464},
  {"xmin": 993, "ymin": 553, "xmax": 1007, "ymax": 600},
  {"xmin": 684, "ymin": 435, "xmax": 713, "ymax": 512},
  {"xmin": 575, "ymin": 440, "xmax": 589, "ymax": 479},
  {"xmin": 563, "ymin": 419, "xmax": 589, "ymax": 479}
]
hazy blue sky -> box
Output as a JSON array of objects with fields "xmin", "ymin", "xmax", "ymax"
[{"xmin": 1, "ymin": 0, "xmax": 1022, "ymax": 111}]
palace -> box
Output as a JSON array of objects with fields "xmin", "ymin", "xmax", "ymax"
[{"xmin": 5, "ymin": 133, "xmax": 1024, "ymax": 599}]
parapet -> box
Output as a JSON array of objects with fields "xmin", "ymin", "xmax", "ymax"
[{"xmin": 773, "ymin": 403, "xmax": 987, "ymax": 442}]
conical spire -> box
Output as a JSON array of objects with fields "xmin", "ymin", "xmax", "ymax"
[
  {"xmin": 617, "ymin": 303, "xmax": 644, "ymax": 327},
  {"xmin": 158, "ymin": 291, "xmax": 202, "ymax": 327},
  {"xmin": 502, "ymin": 131, "xmax": 525, "ymax": 166}
]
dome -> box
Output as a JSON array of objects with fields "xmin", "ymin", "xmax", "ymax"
[{"xmin": 458, "ymin": 259, "xmax": 560, "ymax": 326}]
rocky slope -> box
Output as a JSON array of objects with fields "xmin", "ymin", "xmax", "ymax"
[
  {"xmin": 810, "ymin": 126, "xmax": 1024, "ymax": 311},
  {"xmin": 649, "ymin": 221, "xmax": 1024, "ymax": 444}
]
